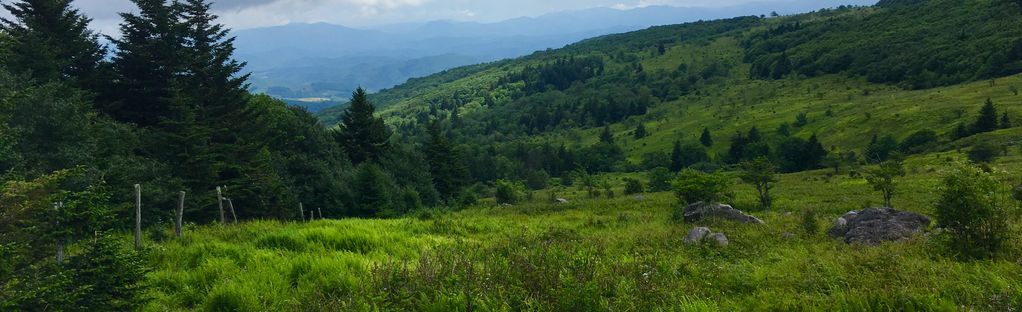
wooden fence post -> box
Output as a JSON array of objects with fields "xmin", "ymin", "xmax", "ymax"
[
  {"xmin": 175, "ymin": 191, "xmax": 185, "ymax": 238},
  {"xmin": 134, "ymin": 184, "xmax": 141, "ymax": 250},
  {"xmin": 216, "ymin": 186, "xmax": 225, "ymax": 224},
  {"xmin": 227, "ymin": 198, "xmax": 238, "ymax": 223},
  {"xmin": 317, "ymin": 207, "xmax": 323, "ymax": 220},
  {"xmin": 299, "ymin": 202, "xmax": 305, "ymax": 222},
  {"xmin": 55, "ymin": 202, "xmax": 64, "ymax": 265}
]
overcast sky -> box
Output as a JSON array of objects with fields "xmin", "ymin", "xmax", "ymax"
[{"xmin": 2, "ymin": 0, "xmax": 863, "ymax": 35}]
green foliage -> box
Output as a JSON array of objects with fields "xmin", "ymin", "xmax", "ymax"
[
  {"xmin": 935, "ymin": 162, "xmax": 1012, "ymax": 259},
  {"xmin": 967, "ymin": 141, "xmax": 1000, "ymax": 164},
  {"xmin": 740, "ymin": 157, "xmax": 778, "ymax": 209},
  {"xmin": 672, "ymin": 169, "xmax": 734, "ymax": 205},
  {"xmin": 350, "ymin": 164, "xmax": 393, "ymax": 217},
  {"xmin": 745, "ymin": 0, "xmax": 1022, "ymax": 89},
  {"xmin": 647, "ymin": 167, "xmax": 674, "ymax": 193},
  {"xmin": 801, "ymin": 209, "xmax": 820, "ymax": 235},
  {"xmin": 494, "ymin": 180, "xmax": 525, "ymax": 204},
  {"xmin": 865, "ymin": 159, "xmax": 906, "ymax": 208},
  {"xmin": 0, "ymin": 0, "xmax": 106, "ymax": 90},
  {"xmin": 865, "ymin": 134, "xmax": 899, "ymax": 163},
  {"xmin": 335, "ymin": 87, "xmax": 391, "ymax": 165},
  {"xmin": 634, "ymin": 123, "xmax": 648, "ymax": 139},
  {"xmin": 899, "ymin": 130, "xmax": 939, "ymax": 154},
  {"xmin": 973, "ymin": 98, "xmax": 1000, "ymax": 134},
  {"xmin": 424, "ymin": 120, "xmax": 469, "ymax": 200},
  {"xmin": 700, "ymin": 127, "xmax": 714, "ymax": 147},
  {"xmin": 623, "ymin": 178, "xmax": 645, "ymax": 195}
]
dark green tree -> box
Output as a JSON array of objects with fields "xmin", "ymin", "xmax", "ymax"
[
  {"xmin": 865, "ymin": 134, "xmax": 898, "ymax": 163},
  {"xmin": 600, "ymin": 125, "xmax": 614, "ymax": 144},
  {"xmin": 634, "ymin": 123, "xmax": 648, "ymax": 139},
  {"xmin": 424, "ymin": 120, "xmax": 469, "ymax": 201},
  {"xmin": 350, "ymin": 164, "xmax": 392, "ymax": 217},
  {"xmin": 1001, "ymin": 112, "xmax": 1012, "ymax": 129},
  {"xmin": 108, "ymin": 0, "xmax": 182, "ymax": 127},
  {"xmin": 669, "ymin": 141, "xmax": 684, "ymax": 172},
  {"xmin": 334, "ymin": 87, "xmax": 390, "ymax": 164},
  {"xmin": 972, "ymin": 98, "xmax": 999, "ymax": 134},
  {"xmin": 700, "ymin": 127, "xmax": 713, "ymax": 147},
  {"xmin": 740, "ymin": 157, "xmax": 778, "ymax": 208},
  {"xmin": 0, "ymin": 0, "xmax": 106, "ymax": 89}
]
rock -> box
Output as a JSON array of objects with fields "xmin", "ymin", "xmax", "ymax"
[
  {"xmin": 707, "ymin": 233, "xmax": 729, "ymax": 247},
  {"xmin": 683, "ymin": 202, "xmax": 765, "ymax": 224},
  {"xmin": 684, "ymin": 227, "xmax": 711, "ymax": 245},
  {"xmin": 555, "ymin": 198, "xmax": 569, "ymax": 204},
  {"xmin": 828, "ymin": 207, "xmax": 931, "ymax": 245},
  {"xmin": 783, "ymin": 232, "xmax": 796, "ymax": 239},
  {"xmin": 634, "ymin": 195, "xmax": 645, "ymax": 201}
]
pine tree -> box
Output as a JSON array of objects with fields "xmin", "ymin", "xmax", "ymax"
[
  {"xmin": 600, "ymin": 125, "xmax": 614, "ymax": 144},
  {"xmin": 425, "ymin": 120, "xmax": 469, "ymax": 201},
  {"xmin": 108, "ymin": 0, "xmax": 182, "ymax": 127},
  {"xmin": 700, "ymin": 127, "xmax": 713, "ymax": 147},
  {"xmin": 670, "ymin": 140, "xmax": 683, "ymax": 172},
  {"xmin": 0, "ymin": 0, "xmax": 106, "ymax": 89},
  {"xmin": 973, "ymin": 98, "xmax": 999, "ymax": 134},
  {"xmin": 803, "ymin": 133, "xmax": 827, "ymax": 170},
  {"xmin": 335, "ymin": 87, "xmax": 390, "ymax": 164},
  {"xmin": 634, "ymin": 124, "xmax": 648, "ymax": 139},
  {"xmin": 1001, "ymin": 112, "xmax": 1012, "ymax": 129}
]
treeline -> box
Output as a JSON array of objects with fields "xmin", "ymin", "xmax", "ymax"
[{"xmin": 744, "ymin": 0, "xmax": 1022, "ymax": 89}]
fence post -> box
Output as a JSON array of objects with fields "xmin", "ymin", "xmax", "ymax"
[
  {"xmin": 227, "ymin": 198, "xmax": 238, "ymax": 223},
  {"xmin": 175, "ymin": 191, "xmax": 185, "ymax": 238},
  {"xmin": 134, "ymin": 184, "xmax": 141, "ymax": 250},
  {"xmin": 55, "ymin": 202, "xmax": 64, "ymax": 265},
  {"xmin": 299, "ymin": 202, "xmax": 305, "ymax": 222},
  {"xmin": 216, "ymin": 186, "xmax": 225, "ymax": 224},
  {"xmin": 317, "ymin": 207, "xmax": 323, "ymax": 220}
]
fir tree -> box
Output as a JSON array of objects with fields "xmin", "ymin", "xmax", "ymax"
[
  {"xmin": 670, "ymin": 140, "xmax": 683, "ymax": 172},
  {"xmin": 700, "ymin": 127, "xmax": 713, "ymax": 147},
  {"xmin": 634, "ymin": 124, "xmax": 648, "ymax": 139},
  {"xmin": 600, "ymin": 125, "xmax": 614, "ymax": 144},
  {"xmin": 804, "ymin": 133, "xmax": 828, "ymax": 170},
  {"xmin": 108, "ymin": 0, "xmax": 182, "ymax": 127},
  {"xmin": 425, "ymin": 120, "xmax": 469, "ymax": 201},
  {"xmin": 1001, "ymin": 112, "xmax": 1011, "ymax": 129},
  {"xmin": 335, "ymin": 87, "xmax": 390, "ymax": 164},
  {"xmin": 0, "ymin": 0, "xmax": 106, "ymax": 89},
  {"xmin": 972, "ymin": 98, "xmax": 999, "ymax": 134}
]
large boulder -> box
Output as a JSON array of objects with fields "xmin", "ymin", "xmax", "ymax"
[
  {"xmin": 707, "ymin": 233, "xmax": 729, "ymax": 247},
  {"xmin": 683, "ymin": 202, "xmax": 765, "ymax": 224},
  {"xmin": 828, "ymin": 207, "xmax": 931, "ymax": 245}
]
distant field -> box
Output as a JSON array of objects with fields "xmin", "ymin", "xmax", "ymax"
[{"xmin": 142, "ymin": 150, "xmax": 1022, "ymax": 311}]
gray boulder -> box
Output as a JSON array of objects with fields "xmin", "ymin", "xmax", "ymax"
[
  {"xmin": 683, "ymin": 202, "xmax": 765, "ymax": 224},
  {"xmin": 555, "ymin": 198, "xmax": 569, "ymax": 204},
  {"xmin": 684, "ymin": 227, "xmax": 711, "ymax": 245},
  {"xmin": 707, "ymin": 233, "xmax": 729, "ymax": 247},
  {"xmin": 828, "ymin": 207, "xmax": 931, "ymax": 245}
]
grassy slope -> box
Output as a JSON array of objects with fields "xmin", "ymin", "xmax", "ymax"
[{"xmin": 143, "ymin": 151, "xmax": 1022, "ymax": 311}]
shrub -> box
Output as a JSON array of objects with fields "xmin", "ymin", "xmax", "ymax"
[
  {"xmin": 524, "ymin": 170, "xmax": 549, "ymax": 190},
  {"xmin": 398, "ymin": 187, "xmax": 423, "ymax": 213},
  {"xmin": 898, "ymin": 130, "xmax": 938, "ymax": 154},
  {"xmin": 935, "ymin": 162, "xmax": 1011, "ymax": 259},
  {"xmin": 457, "ymin": 188, "xmax": 478, "ymax": 207},
  {"xmin": 647, "ymin": 167, "xmax": 674, "ymax": 192},
  {"xmin": 495, "ymin": 180, "xmax": 525, "ymax": 204},
  {"xmin": 802, "ymin": 210, "xmax": 820, "ymax": 235},
  {"xmin": 672, "ymin": 169, "xmax": 733, "ymax": 205},
  {"xmin": 967, "ymin": 142, "xmax": 999, "ymax": 164},
  {"xmin": 865, "ymin": 159, "xmax": 905, "ymax": 208},
  {"xmin": 623, "ymin": 178, "xmax": 645, "ymax": 195}
]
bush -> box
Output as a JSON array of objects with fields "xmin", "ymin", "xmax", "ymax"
[
  {"xmin": 898, "ymin": 130, "xmax": 938, "ymax": 154},
  {"xmin": 672, "ymin": 169, "xmax": 733, "ymax": 205},
  {"xmin": 398, "ymin": 187, "xmax": 423, "ymax": 213},
  {"xmin": 495, "ymin": 180, "xmax": 525, "ymax": 204},
  {"xmin": 623, "ymin": 178, "xmax": 644, "ymax": 195},
  {"xmin": 647, "ymin": 167, "xmax": 674, "ymax": 192},
  {"xmin": 802, "ymin": 210, "xmax": 820, "ymax": 235},
  {"xmin": 967, "ymin": 142, "xmax": 999, "ymax": 164},
  {"xmin": 935, "ymin": 162, "xmax": 1011, "ymax": 259},
  {"xmin": 524, "ymin": 170, "xmax": 549, "ymax": 190}
]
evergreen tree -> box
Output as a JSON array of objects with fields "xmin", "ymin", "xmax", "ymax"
[
  {"xmin": 1001, "ymin": 112, "xmax": 1012, "ymax": 129},
  {"xmin": 972, "ymin": 98, "xmax": 999, "ymax": 134},
  {"xmin": 600, "ymin": 125, "xmax": 614, "ymax": 144},
  {"xmin": 803, "ymin": 133, "xmax": 827, "ymax": 170},
  {"xmin": 0, "ymin": 0, "xmax": 106, "ymax": 89},
  {"xmin": 670, "ymin": 140, "xmax": 683, "ymax": 172},
  {"xmin": 335, "ymin": 87, "xmax": 390, "ymax": 164},
  {"xmin": 425, "ymin": 120, "xmax": 469, "ymax": 201},
  {"xmin": 634, "ymin": 124, "xmax": 648, "ymax": 139},
  {"xmin": 350, "ymin": 163, "xmax": 392, "ymax": 217},
  {"xmin": 108, "ymin": 0, "xmax": 182, "ymax": 127},
  {"xmin": 700, "ymin": 127, "xmax": 713, "ymax": 147}
]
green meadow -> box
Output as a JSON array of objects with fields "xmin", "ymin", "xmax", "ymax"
[{"xmin": 142, "ymin": 151, "xmax": 1022, "ymax": 311}]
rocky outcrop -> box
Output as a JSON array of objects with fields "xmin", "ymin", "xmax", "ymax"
[
  {"xmin": 828, "ymin": 207, "xmax": 931, "ymax": 245},
  {"xmin": 683, "ymin": 202, "xmax": 765, "ymax": 224}
]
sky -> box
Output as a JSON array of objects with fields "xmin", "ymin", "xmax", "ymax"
[{"xmin": 2, "ymin": 0, "xmax": 865, "ymax": 35}]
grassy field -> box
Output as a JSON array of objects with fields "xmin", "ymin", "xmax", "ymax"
[{"xmin": 141, "ymin": 151, "xmax": 1022, "ymax": 311}]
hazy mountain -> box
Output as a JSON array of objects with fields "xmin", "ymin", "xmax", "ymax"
[{"xmin": 235, "ymin": 0, "xmax": 877, "ymax": 108}]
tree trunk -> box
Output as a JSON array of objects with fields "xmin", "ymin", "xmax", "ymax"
[
  {"xmin": 134, "ymin": 184, "xmax": 142, "ymax": 250},
  {"xmin": 299, "ymin": 202, "xmax": 305, "ymax": 222},
  {"xmin": 176, "ymin": 191, "xmax": 185, "ymax": 238},
  {"xmin": 216, "ymin": 186, "xmax": 225, "ymax": 224},
  {"xmin": 55, "ymin": 202, "xmax": 64, "ymax": 265}
]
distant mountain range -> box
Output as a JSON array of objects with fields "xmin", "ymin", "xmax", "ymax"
[{"xmin": 233, "ymin": 0, "xmax": 877, "ymax": 110}]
